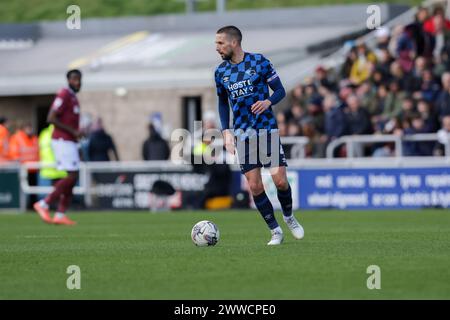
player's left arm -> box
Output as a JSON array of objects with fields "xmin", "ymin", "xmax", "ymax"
[{"xmin": 251, "ymin": 58, "xmax": 286, "ymax": 115}]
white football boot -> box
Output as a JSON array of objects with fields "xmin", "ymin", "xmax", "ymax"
[
  {"xmin": 284, "ymin": 215, "xmax": 304, "ymax": 240},
  {"xmin": 267, "ymin": 228, "xmax": 284, "ymax": 246}
]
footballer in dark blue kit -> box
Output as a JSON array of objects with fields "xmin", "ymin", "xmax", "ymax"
[{"xmin": 214, "ymin": 26, "xmax": 304, "ymax": 245}]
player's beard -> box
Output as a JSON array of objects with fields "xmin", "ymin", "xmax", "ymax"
[
  {"xmin": 222, "ymin": 50, "xmax": 233, "ymax": 61},
  {"xmin": 69, "ymin": 84, "xmax": 81, "ymax": 93}
]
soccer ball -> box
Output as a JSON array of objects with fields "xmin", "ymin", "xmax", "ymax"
[{"xmin": 191, "ymin": 220, "xmax": 220, "ymax": 247}]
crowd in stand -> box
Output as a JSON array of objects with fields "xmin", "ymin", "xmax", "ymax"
[{"xmin": 278, "ymin": 5, "xmax": 450, "ymax": 158}]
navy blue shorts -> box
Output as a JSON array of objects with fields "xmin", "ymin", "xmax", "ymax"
[{"xmin": 235, "ymin": 130, "xmax": 287, "ymax": 174}]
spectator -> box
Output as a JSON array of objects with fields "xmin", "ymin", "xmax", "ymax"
[
  {"xmin": 397, "ymin": 96, "xmax": 416, "ymax": 125},
  {"xmin": 9, "ymin": 122, "xmax": 39, "ymax": 207},
  {"xmin": 346, "ymin": 95, "xmax": 373, "ymax": 135},
  {"xmin": 435, "ymin": 72, "xmax": 450, "ymax": 119},
  {"xmin": 314, "ymin": 65, "xmax": 336, "ymax": 91},
  {"xmin": 382, "ymin": 80, "xmax": 406, "ymax": 122},
  {"xmin": 341, "ymin": 45, "xmax": 358, "ymax": 79},
  {"xmin": 370, "ymin": 84, "xmax": 388, "ymax": 127},
  {"xmin": 142, "ymin": 123, "xmax": 170, "ymax": 160},
  {"xmin": 284, "ymin": 102, "xmax": 305, "ymax": 123},
  {"xmin": 434, "ymin": 115, "xmax": 450, "ymax": 155},
  {"xmin": 9, "ymin": 122, "xmax": 39, "ymax": 165},
  {"xmin": 374, "ymin": 27, "xmax": 390, "ymax": 55},
  {"xmin": 87, "ymin": 117, "xmax": 119, "ymax": 162},
  {"xmin": 0, "ymin": 116, "xmax": 10, "ymax": 163},
  {"xmin": 350, "ymin": 43, "xmax": 377, "ymax": 85},
  {"xmin": 289, "ymin": 84, "xmax": 308, "ymax": 107},
  {"xmin": 417, "ymin": 99, "xmax": 439, "ymax": 132},
  {"xmin": 300, "ymin": 117, "xmax": 325, "ymax": 158},
  {"xmin": 306, "ymin": 96, "xmax": 324, "ymax": 134},
  {"xmin": 287, "ymin": 120, "xmax": 302, "ymax": 137},
  {"xmin": 403, "ymin": 113, "xmax": 435, "ymax": 156},
  {"xmin": 396, "ymin": 24, "xmax": 417, "ymax": 73},
  {"xmin": 407, "ymin": 6, "xmax": 430, "ymax": 57},
  {"xmin": 323, "ymin": 93, "xmax": 348, "ymax": 143},
  {"xmin": 37, "ymin": 124, "xmax": 67, "ymax": 200},
  {"xmin": 415, "ymin": 69, "xmax": 440, "ymax": 102},
  {"xmin": 423, "ymin": 6, "xmax": 450, "ymax": 36}
]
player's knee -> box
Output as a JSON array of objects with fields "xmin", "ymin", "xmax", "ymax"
[
  {"xmin": 248, "ymin": 181, "xmax": 264, "ymax": 195},
  {"xmin": 274, "ymin": 179, "xmax": 288, "ymax": 191}
]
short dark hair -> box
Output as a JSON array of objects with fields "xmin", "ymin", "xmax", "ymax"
[
  {"xmin": 216, "ymin": 25, "xmax": 242, "ymax": 44},
  {"xmin": 66, "ymin": 69, "xmax": 82, "ymax": 79}
]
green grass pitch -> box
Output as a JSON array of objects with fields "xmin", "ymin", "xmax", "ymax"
[{"xmin": 0, "ymin": 209, "xmax": 449, "ymax": 299}]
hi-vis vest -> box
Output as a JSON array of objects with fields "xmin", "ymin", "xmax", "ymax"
[
  {"xmin": 39, "ymin": 125, "xmax": 67, "ymax": 180},
  {"xmin": 0, "ymin": 124, "xmax": 10, "ymax": 162},
  {"xmin": 9, "ymin": 130, "xmax": 39, "ymax": 164}
]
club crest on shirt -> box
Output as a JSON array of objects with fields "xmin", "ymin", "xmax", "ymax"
[{"xmin": 245, "ymin": 69, "xmax": 256, "ymax": 76}]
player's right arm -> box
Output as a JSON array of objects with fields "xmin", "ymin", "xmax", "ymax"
[
  {"xmin": 215, "ymin": 68, "xmax": 235, "ymax": 154},
  {"xmin": 47, "ymin": 90, "xmax": 82, "ymax": 140}
]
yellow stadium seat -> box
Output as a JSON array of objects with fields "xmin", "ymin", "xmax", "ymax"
[{"xmin": 205, "ymin": 196, "xmax": 233, "ymax": 210}]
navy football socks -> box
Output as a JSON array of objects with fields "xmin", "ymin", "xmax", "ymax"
[
  {"xmin": 253, "ymin": 191, "xmax": 279, "ymax": 230},
  {"xmin": 277, "ymin": 185, "xmax": 293, "ymax": 217}
]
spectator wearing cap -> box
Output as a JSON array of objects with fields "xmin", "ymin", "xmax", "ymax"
[{"xmin": 374, "ymin": 27, "xmax": 390, "ymax": 54}]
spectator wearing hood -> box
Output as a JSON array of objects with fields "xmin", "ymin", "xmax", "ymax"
[
  {"xmin": 142, "ymin": 123, "xmax": 170, "ymax": 161},
  {"xmin": 87, "ymin": 117, "xmax": 119, "ymax": 162}
]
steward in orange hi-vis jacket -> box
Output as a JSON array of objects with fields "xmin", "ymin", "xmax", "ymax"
[{"xmin": 9, "ymin": 122, "xmax": 39, "ymax": 171}]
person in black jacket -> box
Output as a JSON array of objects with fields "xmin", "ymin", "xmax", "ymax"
[
  {"xmin": 142, "ymin": 123, "xmax": 170, "ymax": 160},
  {"xmin": 346, "ymin": 95, "xmax": 373, "ymax": 135},
  {"xmin": 346, "ymin": 94, "xmax": 373, "ymax": 157},
  {"xmin": 87, "ymin": 117, "xmax": 119, "ymax": 162}
]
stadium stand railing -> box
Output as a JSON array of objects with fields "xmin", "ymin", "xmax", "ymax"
[{"xmin": 326, "ymin": 132, "xmax": 450, "ymax": 158}]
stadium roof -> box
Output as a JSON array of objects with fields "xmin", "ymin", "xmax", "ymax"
[{"xmin": 0, "ymin": 4, "xmax": 408, "ymax": 96}]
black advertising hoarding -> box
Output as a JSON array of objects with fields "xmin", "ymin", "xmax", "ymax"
[{"xmin": 89, "ymin": 171, "xmax": 209, "ymax": 210}]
